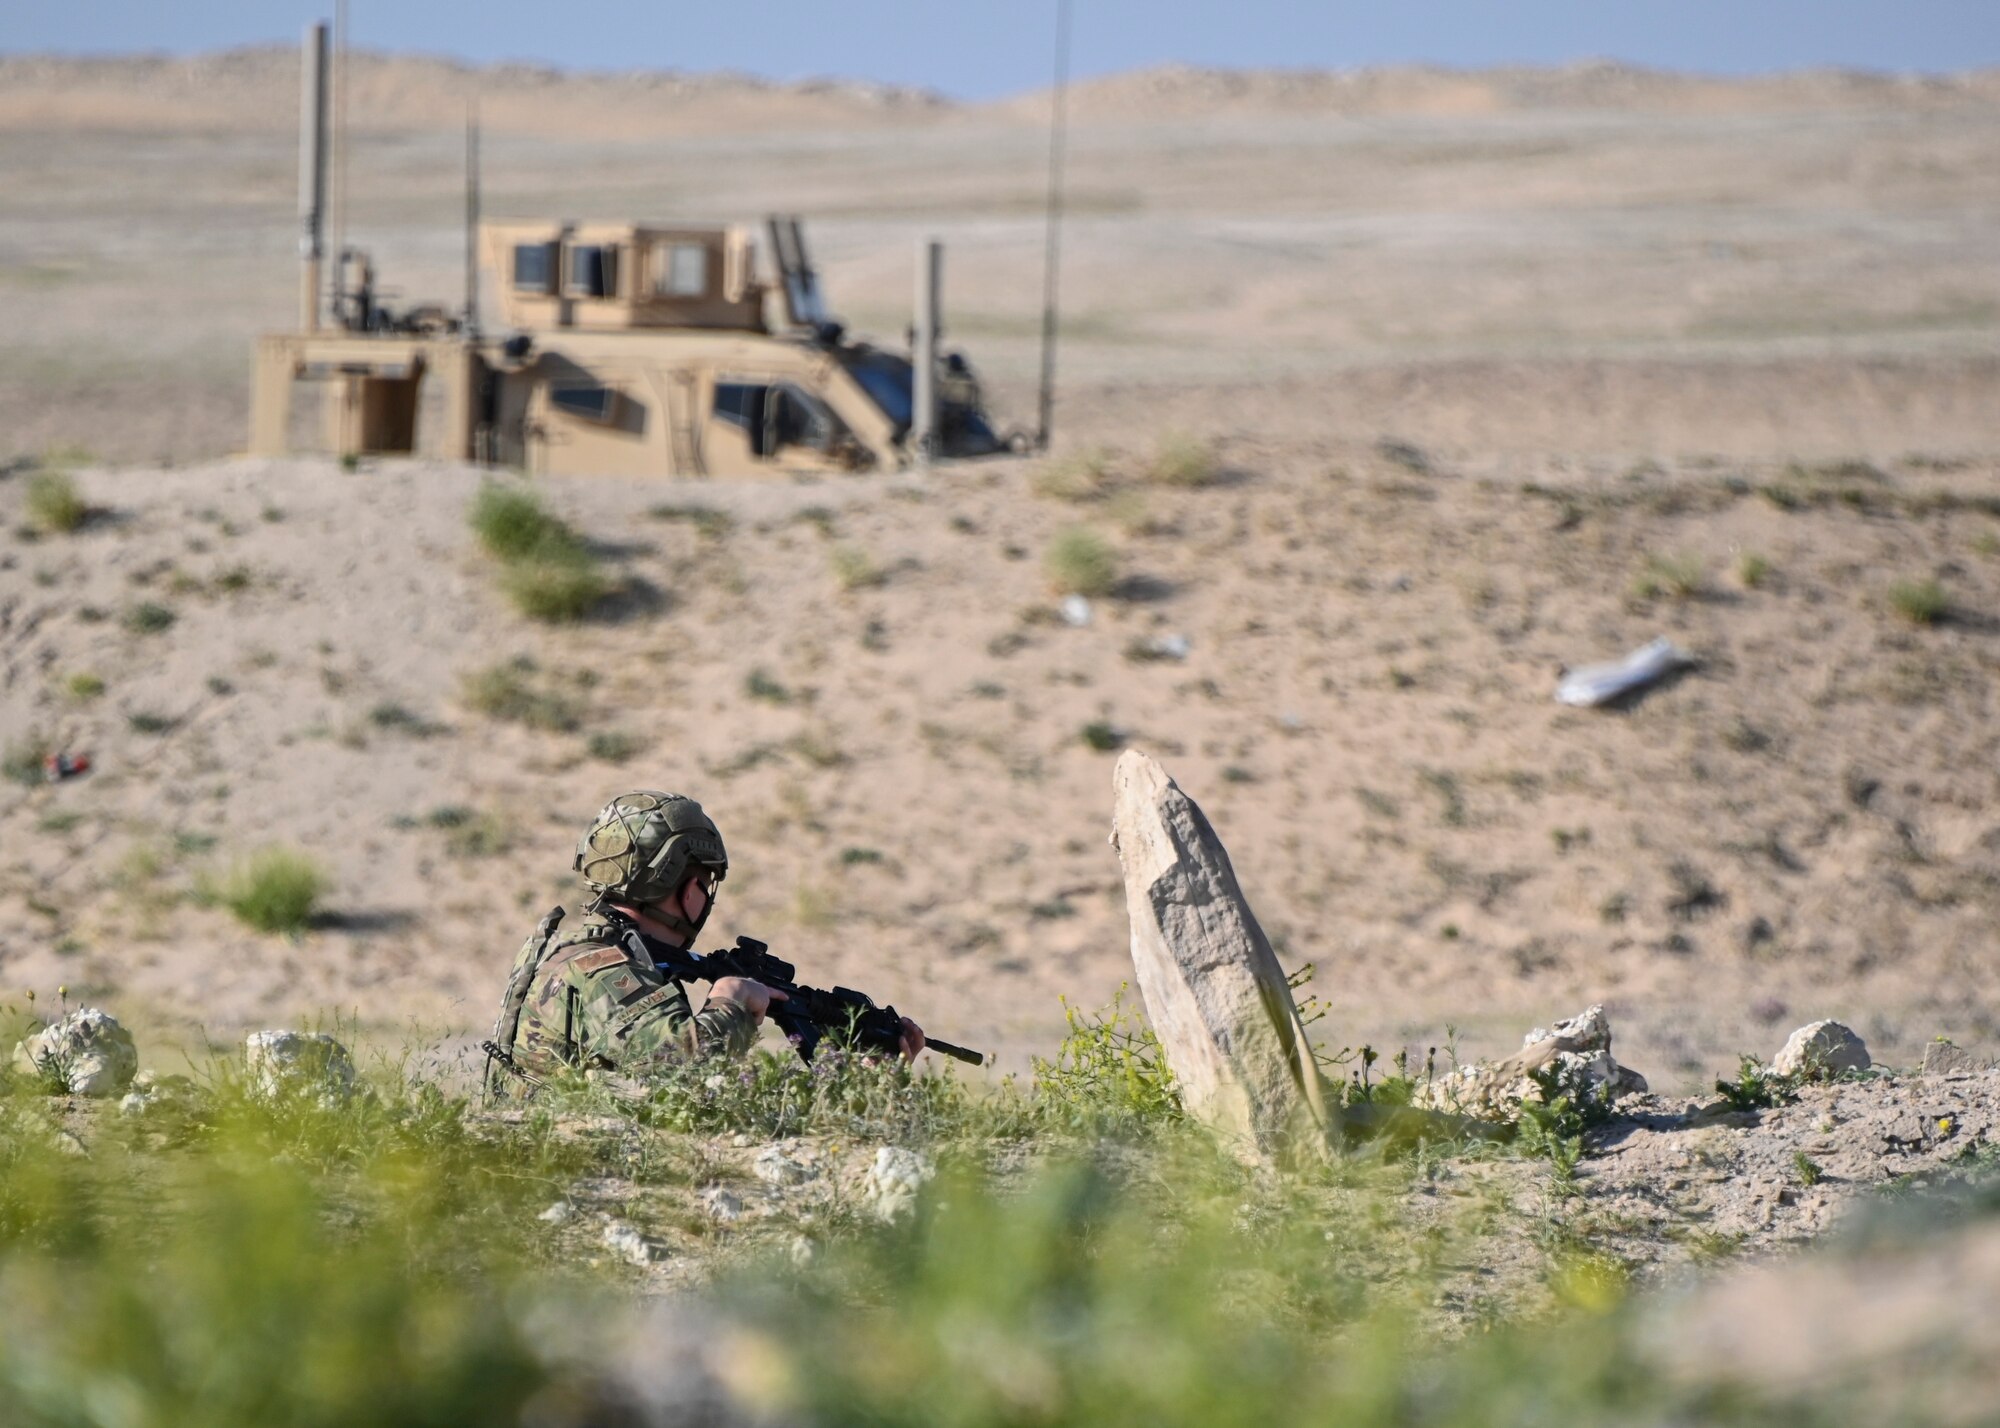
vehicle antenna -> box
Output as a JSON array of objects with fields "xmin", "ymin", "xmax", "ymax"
[
  {"xmin": 464, "ymin": 100, "xmax": 480, "ymax": 338},
  {"xmin": 1034, "ymin": 0, "xmax": 1073, "ymax": 453},
  {"xmin": 332, "ymin": 0, "xmax": 350, "ymax": 328}
]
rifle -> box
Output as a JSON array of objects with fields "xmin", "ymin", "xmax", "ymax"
[{"xmin": 636, "ymin": 931, "xmax": 986, "ymax": 1067}]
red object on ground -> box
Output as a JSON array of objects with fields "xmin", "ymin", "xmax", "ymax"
[{"xmin": 43, "ymin": 752, "xmax": 91, "ymax": 781}]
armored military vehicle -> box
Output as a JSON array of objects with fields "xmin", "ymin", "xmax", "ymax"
[{"xmin": 249, "ymin": 27, "xmax": 1009, "ymax": 477}]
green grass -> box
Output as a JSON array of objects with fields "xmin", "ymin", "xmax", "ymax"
[
  {"xmin": 23, "ymin": 471, "xmax": 87, "ymax": 533},
  {"xmin": 646, "ymin": 502, "xmax": 736, "ymax": 539},
  {"xmin": 62, "ymin": 672, "xmax": 104, "ymax": 702},
  {"xmin": 1031, "ymin": 448, "xmax": 1113, "ymax": 502},
  {"xmin": 830, "ymin": 544, "xmax": 888, "ymax": 592},
  {"xmin": 468, "ymin": 484, "xmax": 613, "ymax": 622},
  {"xmin": 458, "ymin": 661, "xmax": 583, "ymax": 733},
  {"xmin": 1737, "ymin": 552, "xmax": 1771, "ymax": 589},
  {"xmin": 1888, "ymin": 577, "xmax": 1948, "ymax": 625},
  {"xmin": 203, "ymin": 846, "xmax": 327, "ymax": 935},
  {"xmin": 2, "ymin": 731, "xmax": 52, "ymax": 786},
  {"xmin": 1147, "ymin": 433, "xmax": 1218, "ymax": 488},
  {"xmin": 1630, "ymin": 552, "xmax": 1705, "ymax": 601},
  {"xmin": 585, "ymin": 729, "xmax": 646, "ymax": 763},
  {"xmin": 123, "ymin": 601, "xmax": 177, "ymax": 635},
  {"xmin": 1044, "ymin": 528, "xmax": 1118, "ymax": 597},
  {"xmin": 0, "ymin": 984, "xmax": 1984, "ymax": 1427}
]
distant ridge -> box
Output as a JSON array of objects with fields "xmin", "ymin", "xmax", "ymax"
[{"xmin": 1, "ymin": 48, "xmax": 1996, "ymax": 135}]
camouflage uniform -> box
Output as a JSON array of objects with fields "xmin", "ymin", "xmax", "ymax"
[
  {"xmin": 488, "ymin": 791, "xmax": 754, "ymax": 1095},
  {"xmin": 507, "ymin": 910, "xmax": 757, "ymax": 1081}
]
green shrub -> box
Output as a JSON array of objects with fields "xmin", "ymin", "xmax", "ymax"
[
  {"xmin": 1630, "ymin": 552, "xmax": 1705, "ymax": 601},
  {"xmin": 586, "ymin": 730, "xmax": 647, "ymax": 763},
  {"xmin": 646, "ymin": 502, "xmax": 735, "ymax": 539},
  {"xmin": 124, "ymin": 601, "xmax": 177, "ymax": 634},
  {"xmin": 1044, "ymin": 528, "xmax": 1118, "ymax": 597},
  {"xmin": 63, "ymin": 672, "xmax": 105, "ymax": 702},
  {"xmin": 1030, "ymin": 449, "xmax": 1113, "ymax": 502},
  {"xmin": 471, "ymin": 483, "xmax": 566, "ymax": 561},
  {"xmin": 1080, "ymin": 720, "xmax": 1122, "ymax": 752},
  {"xmin": 24, "ymin": 471, "xmax": 87, "ymax": 533},
  {"xmin": 1737, "ymin": 553, "xmax": 1771, "ymax": 588},
  {"xmin": 1030, "ymin": 990, "xmax": 1182, "ymax": 1132},
  {"xmin": 2, "ymin": 731, "xmax": 52, "ymax": 786},
  {"xmin": 459, "ymin": 662, "xmax": 583, "ymax": 733},
  {"xmin": 1888, "ymin": 577, "xmax": 1947, "ymax": 625},
  {"xmin": 469, "ymin": 484, "xmax": 613, "ymax": 622},
  {"xmin": 497, "ymin": 554, "xmax": 613, "ymax": 622},
  {"xmin": 207, "ymin": 847, "xmax": 327, "ymax": 935},
  {"xmin": 1148, "ymin": 433, "xmax": 1217, "ymax": 488},
  {"xmin": 744, "ymin": 667, "xmax": 793, "ymax": 704},
  {"xmin": 830, "ymin": 544, "xmax": 887, "ymax": 592}
]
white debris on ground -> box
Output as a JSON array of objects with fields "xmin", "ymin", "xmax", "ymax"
[
  {"xmin": 1059, "ymin": 594, "xmax": 1093, "ymax": 627},
  {"xmin": 1772, "ymin": 1020, "xmax": 1872, "ymax": 1080},
  {"xmin": 752, "ymin": 1143, "xmax": 820, "ymax": 1187},
  {"xmin": 1554, "ymin": 636, "xmax": 1693, "ymax": 707},
  {"xmin": 862, "ymin": 1146, "xmax": 936, "ymax": 1223},
  {"xmin": 1419, "ymin": 1004, "xmax": 1648, "ymax": 1120},
  {"xmin": 243, "ymin": 1030, "xmax": 357, "ymax": 1100},
  {"xmin": 602, "ymin": 1219, "xmax": 664, "ymax": 1267},
  {"xmin": 538, "ymin": 1201, "xmax": 575, "ymax": 1225},
  {"xmin": 117, "ymin": 1069, "xmax": 198, "ymax": 1117},
  {"xmin": 700, "ymin": 1187, "xmax": 744, "ymax": 1224},
  {"xmin": 11, "ymin": 1007, "xmax": 138, "ymax": 1097}
]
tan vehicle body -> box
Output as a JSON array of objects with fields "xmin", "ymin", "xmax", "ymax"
[{"xmin": 249, "ymin": 218, "xmax": 976, "ymax": 477}]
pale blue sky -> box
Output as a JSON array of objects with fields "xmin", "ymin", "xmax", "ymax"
[{"xmin": 5, "ymin": 2, "xmax": 1997, "ymax": 101}]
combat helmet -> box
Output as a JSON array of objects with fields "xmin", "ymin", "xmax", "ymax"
[{"xmin": 575, "ymin": 791, "xmax": 727, "ymax": 908}]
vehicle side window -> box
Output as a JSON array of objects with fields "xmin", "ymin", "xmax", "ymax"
[
  {"xmin": 654, "ymin": 242, "xmax": 710, "ymax": 298},
  {"xmin": 566, "ymin": 245, "xmax": 618, "ymax": 299},
  {"xmin": 550, "ymin": 386, "xmax": 619, "ymax": 423},
  {"xmin": 770, "ymin": 383, "xmax": 836, "ymax": 452},
  {"xmin": 512, "ymin": 243, "xmax": 554, "ymax": 293},
  {"xmin": 713, "ymin": 381, "xmax": 767, "ymax": 435}
]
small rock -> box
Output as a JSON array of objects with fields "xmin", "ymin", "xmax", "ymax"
[
  {"xmin": 538, "ymin": 1201, "xmax": 575, "ymax": 1225},
  {"xmin": 785, "ymin": 1234, "xmax": 817, "ymax": 1269},
  {"xmin": 752, "ymin": 1145, "xmax": 819, "ymax": 1187},
  {"xmin": 1920, "ymin": 1040, "xmax": 1995, "ymax": 1078},
  {"xmin": 1772, "ymin": 1021, "xmax": 1870, "ymax": 1080},
  {"xmin": 244, "ymin": 1030, "xmax": 357, "ymax": 1100},
  {"xmin": 700, "ymin": 1187, "xmax": 743, "ymax": 1224},
  {"xmin": 11, "ymin": 1007, "xmax": 138, "ymax": 1097},
  {"xmin": 1138, "ymin": 633, "xmax": 1190, "ymax": 661},
  {"xmin": 862, "ymin": 1146, "xmax": 935, "ymax": 1223},
  {"xmin": 602, "ymin": 1219, "xmax": 662, "ymax": 1267},
  {"xmin": 117, "ymin": 1092, "xmax": 151, "ymax": 1117},
  {"xmin": 1059, "ymin": 594, "xmax": 1092, "ymax": 627}
]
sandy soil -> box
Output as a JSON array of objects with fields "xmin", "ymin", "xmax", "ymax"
[{"xmin": 1, "ymin": 55, "xmax": 1997, "ymax": 1084}]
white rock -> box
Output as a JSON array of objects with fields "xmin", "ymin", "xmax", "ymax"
[
  {"xmin": 700, "ymin": 1187, "xmax": 743, "ymax": 1223},
  {"xmin": 1419, "ymin": 1004, "xmax": 1647, "ymax": 1120},
  {"xmin": 1110, "ymin": 750, "xmax": 1331, "ymax": 1164},
  {"xmin": 1772, "ymin": 1021, "xmax": 1870, "ymax": 1080},
  {"xmin": 785, "ymin": 1234, "xmax": 817, "ymax": 1269},
  {"xmin": 244, "ymin": 1031, "xmax": 357, "ymax": 1100},
  {"xmin": 11, "ymin": 1007, "xmax": 138, "ymax": 1097},
  {"xmin": 1060, "ymin": 594, "xmax": 1093, "ymax": 627},
  {"xmin": 538, "ymin": 1201, "xmax": 575, "ymax": 1225},
  {"xmin": 752, "ymin": 1144, "xmax": 819, "ymax": 1187},
  {"xmin": 863, "ymin": 1146, "xmax": 935, "ymax": 1223},
  {"xmin": 602, "ymin": 1219, "xmax": 662, "ymax": 1267},
  {"xmin": 117, "ymin": 1092, "xmax": 152, "ymax": 1117}
]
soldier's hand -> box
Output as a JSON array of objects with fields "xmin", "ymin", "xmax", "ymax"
[
  {"xmin": 898, "ymin": 1016, "xmax": 925, "ymax": 1063},
  {"xmin": 709, "ymin": 977, "xmax": 788, "ymax": 1026}
]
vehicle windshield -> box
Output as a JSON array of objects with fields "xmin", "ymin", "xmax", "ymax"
[{"xmin": 843, "ymin": 349, "xmax": 914, "ymax": 436}]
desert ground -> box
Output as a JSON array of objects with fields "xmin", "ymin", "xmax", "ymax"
[{"xmin": 2, "ymin": 51, "xmax": 1999, "ymax": 1088}]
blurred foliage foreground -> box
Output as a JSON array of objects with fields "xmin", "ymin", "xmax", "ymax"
[{"xmin": 0, "ymin": 997, "xmax": 1991, "ymax": 1427}]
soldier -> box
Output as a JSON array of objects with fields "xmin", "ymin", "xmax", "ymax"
[{"xmin": 487, "ymin": 790, "xmax": 920, "ymax": 1094}]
